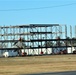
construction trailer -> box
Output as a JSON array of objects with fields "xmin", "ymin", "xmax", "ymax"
[{"xmin": 0, "ymin": 24, "xmax": 76, "ymax": 57}]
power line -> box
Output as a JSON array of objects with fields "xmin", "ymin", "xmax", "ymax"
[{"xmin": 0, "ymin": 2, "xmax": 76, "ymax": 12}]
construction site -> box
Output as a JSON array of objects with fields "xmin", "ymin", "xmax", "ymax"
[
  {"xmin": 0, "ymin": 24, "xmax": 76, "ymax": 75},
  {"xmin": 0, "ymin": 24, "xmax": 76, "ymax": 57}
]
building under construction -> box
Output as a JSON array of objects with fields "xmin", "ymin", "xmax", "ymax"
[{"xmin": 0, "ymin": 24, "xmax": 76, "ymax": 57}]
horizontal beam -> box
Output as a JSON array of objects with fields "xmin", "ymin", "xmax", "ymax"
[
  {"xmin": 0, "ymin": 46, "xmax": 75, "ymax": 50},
  {"xmin": 0, "ymin": 24, "xmax": 60, "ymax": 28},
  {"xmin": 0, "ymin": 33, "xmax": 31, "ymax": 36},
  {"xmin": 30, "ymin": 24, "xmax": 59, "ymax": 27},
  {"xmin": 0, "ymin": 40, "xmax": 30, "ymax": 42},
  {"xmin": 0, "ymin": 32, "xmax": 64, "ymax": 36},
  {"xmin": 0, "ymin": 39, "xmax": 75, "ymax": 42},
  {"xmin": 30, "ymin": 39, "xmax": 76, "ymax": 42}
]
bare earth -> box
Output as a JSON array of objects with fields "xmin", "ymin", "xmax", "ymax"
[{"xmin": 0, "ymin": 55, "xmax": 76, "ymax": 75}]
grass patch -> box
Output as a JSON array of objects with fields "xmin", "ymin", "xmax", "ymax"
[{"xmin": 0, "ymin": 55, "xmax": 76, "ymax": 75}]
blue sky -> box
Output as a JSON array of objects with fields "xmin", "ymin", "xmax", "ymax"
[{"xmin": 0, "ymin": 0, "xmax": 76, "ymax": 26}]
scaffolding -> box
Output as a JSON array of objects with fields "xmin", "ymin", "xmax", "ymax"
[{"xmin": 0, "ymin": 24, "xmax": 76, "ymax": 55}]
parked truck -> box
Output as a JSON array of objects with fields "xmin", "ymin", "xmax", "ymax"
[{"xmin": 3, "ymin": 50, "xmax": 18, "ymax": 57}]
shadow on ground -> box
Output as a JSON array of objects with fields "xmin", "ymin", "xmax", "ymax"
[{"xmin": 21, "ymin": 71, "xmax": 76, "ymax": 75}]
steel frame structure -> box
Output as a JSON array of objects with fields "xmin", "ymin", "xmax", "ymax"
[{"xmin": 0, "ymin": 24, "xmax": 75, "ymax": 55}]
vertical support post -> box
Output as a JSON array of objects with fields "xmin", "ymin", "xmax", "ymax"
[
  {"xmin": 13, "ymin": 27, "xmax": 15, "ymax": 40},
  {"xmin": 50, "ymin": 26, "xmax": 52, "ymax": 39},
  {"xmin": 10, "ymin": 25, "xmax": 12, "ymax": 47},
  {"xmin": 45, "ymin": 26, "xmax": 47, "ymax": 54},
  {"xmin": 19, "ymin": 27, "xmax": 21, "ymax": 38},
  {"xmin": 55, "ymin": 26, "xmax": 57, "ymax": 38},
  {"xmin": 75, "ymin": 26, "xmax": 76, "ymax": 37},
  {"xmin": 70, "ymin": 25, "xmax": 72, "ymax": 39},
  {"xmin": 37, "ymin": 27, "xmax": 39, "ymax": 55},
  {"xmin": 29, "ymin": 25, "xmax": 32, "ymax": 55},
  {"xmin": 70, "ymin": 25, "xmax": 72, "ymax": 53},
  {"xmin": 65, "ymin": 25, "xmax": 67, "ymax": 41},
  {"xmin": 65, "ymin": 25, "xmax": 67, "ymax": 52},
  {"xmin": 31, "ymin": 25, "xmax": 34, "ymax": 55},
  {"xmin": 40, "ymin": 27, "xmax": 42, "ymax": 54},
  {"xmin": 27, "ymin": 27, "xmax": 29, "ymax": 55},
  {"xmin": 6, "ymin": 28, "xmax": 9, "ymax": 47},
  {"xmin": 59, "ymin": 25, "xmax": 62, "ymax": 38},
  {"xmin": 51, "ymin": 26, "xmax": 54, "ymax": 54}
]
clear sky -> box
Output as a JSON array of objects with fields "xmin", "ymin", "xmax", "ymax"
[{"xmin": 0, "ymin": 0, "xmax": 76, "ymax": 26}]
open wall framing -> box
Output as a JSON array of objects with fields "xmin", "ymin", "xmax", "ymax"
[{"xmin": 0, "ymin": 24, "xmax": 75, "ymax": 55}]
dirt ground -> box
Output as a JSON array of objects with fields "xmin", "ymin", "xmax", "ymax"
[{"xmin": 0, "ymin": 54, "xmax": 76, "ymax": 75}]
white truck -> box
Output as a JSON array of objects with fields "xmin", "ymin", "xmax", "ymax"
[{"xmin": 3, "ymin": 50, "xmax": 18, "ymax": 57}]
